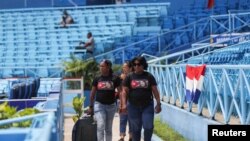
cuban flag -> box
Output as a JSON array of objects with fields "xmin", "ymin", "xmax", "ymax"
[{"xmin": 185, "ymin": 64, "xmax": 206, "ymax": 104}]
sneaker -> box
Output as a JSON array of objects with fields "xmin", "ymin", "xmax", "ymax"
[
  {"xmin": 115, "ymin": 112, "xmax": 119, "ymax": 117},
  {"xmin": 118, "ymin": 138, "xmax": 124, "ymax": 141}
]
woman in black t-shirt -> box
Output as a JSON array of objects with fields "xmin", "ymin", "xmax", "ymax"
[
  {"xmin": 120, "ymin": 56, "xmax": 162, "ymax": 141},
  {"xmin": 88, "ymin": 59, "xmax": 121, "ymax": 141}
]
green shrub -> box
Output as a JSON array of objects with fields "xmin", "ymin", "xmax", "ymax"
[
  {"xmin": 0, "ymin": 102, "xmax": 17, "ymax": 120},
  {"xmin": 11, "ymin": 108, "xmax": 40, "ymax": 127},
  {"xmin": 72, "ymin": 96, "xmax": 85, "ymax": 123},
  {"xmin": 0, "ymin": 102, "xmax": 40, "ymax": 128}
]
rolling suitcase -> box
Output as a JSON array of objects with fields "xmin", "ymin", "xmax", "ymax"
[{"xmin": 72, "ymin": 116, "xmax": 97, "ymax": 141}]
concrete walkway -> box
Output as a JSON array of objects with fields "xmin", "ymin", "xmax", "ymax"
[{"xmin": 63, "ymin": 113, "xmax": 133, "ymax": 141}]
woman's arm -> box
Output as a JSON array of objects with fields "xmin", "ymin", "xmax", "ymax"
[
  {"xmin": 89, "ymin": 86, "xmax": 97, "ymax": 107},
  {"xmin": 152, "ymin": 85, "xmax": 162, "ymax": 113},
  {"xmin": 88, "ymin": 86, "xmax": 97, "ymax": 115},
  {"xmin": 120, "ymin": 86, "xmax": 129, "ymax": 113}
]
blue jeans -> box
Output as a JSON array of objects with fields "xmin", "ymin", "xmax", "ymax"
[
  {"xmin": 94, "ymin": 101, "xmax": 117, "ymax": 141},
  {"xmin": 127, "ymin": 101, "xmax": 154, "ymax": 141},
  {"xmin": 119, "ymin": 112, "xmax": 131, "ymax": 136}
]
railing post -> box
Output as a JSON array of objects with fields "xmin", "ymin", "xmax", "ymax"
[
  {"xmin": 223, "ymin": 70, "xmax": 229, "ymax": 123},
  {"xmin": 210, "ymin": 17, "xmax": 213, "ymax": 35},
  {"xmin": 240, "ymin": 69, "xmax": 246, "ymax": 124},
  {"xmin": 59, "ymin": 82, "xmax": 64, "ymax": 141},
  {"xmin": 158, "ymin": 33, "xmax": 161, "ymax": 53}
]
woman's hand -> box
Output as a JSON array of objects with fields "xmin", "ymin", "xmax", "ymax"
[
  {"xmin": 119, "ymin": 104, "xmax": 127, "ymax": 114},
  {"xmin": 154, "ymin": 103, "xmax": 162, "ymax": 114},
  {"xmin": 120, "ymin": 73, "xmax": 126, "ymax": 80},
  {"xmin": 87, "ymin": 106, "xmax": 94, "ymax": 116}
]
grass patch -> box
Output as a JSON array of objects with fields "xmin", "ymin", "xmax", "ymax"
[{"xmin": 154, "ymin": 117, "xmax": 189, "ymax": 141}]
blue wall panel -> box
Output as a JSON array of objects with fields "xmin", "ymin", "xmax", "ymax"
[
  {"xmin": 26, "ymin": 0, "xmax": 52, "ymax": 8},
  {"xmin": 54, "ymin": 0, "xmax": 86, "ymax": 7},
  {"xmin": 160, "ymin": 103, "xmax": 220, "ymax": 141}
]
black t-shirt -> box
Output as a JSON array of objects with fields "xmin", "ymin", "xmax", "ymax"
[
  {"xmin": 123, "ymin": 71, "xmax": 157, "ymax": 106},
  {"xmin": 92, "ymin": 74, "xmax": 121, "ymax": 104}
]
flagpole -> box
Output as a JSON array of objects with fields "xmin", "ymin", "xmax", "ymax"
[
  {"xmin": 207, "ymin": 0, "xmax": 215, "ymax": 34},
  {"xmin": 211, "ymin": 3, "xmax": 214, "ymax": 34},
  {"xmin": 228, "ymin": 10, "xmax": 232, "ymax": 32}
]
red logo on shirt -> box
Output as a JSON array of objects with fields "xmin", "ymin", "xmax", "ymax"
[
  {"xmin": 131, "ymin": 79, "xmax": 148, "ymax": 89},
  {"xmin": 97, "ymin": 81, "xmax": 114, "ymax": 90}
]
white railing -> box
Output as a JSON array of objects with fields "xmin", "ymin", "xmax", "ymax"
[{"xmin": 148, "ymin": 64, "xmax": 250, "ymax": 124}]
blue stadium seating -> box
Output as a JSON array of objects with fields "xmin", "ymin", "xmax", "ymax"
[{"xmin": 0, "ymin": 3, "xmax": 169, "ymax": 78}]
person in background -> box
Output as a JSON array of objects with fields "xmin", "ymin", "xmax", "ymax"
[
  {"xmin": 79, "ymin": 32, "xmax": 95, "ymax": 54},
  {"xmin": 120, "ymin": 56, "xmax": 162, "ymax": 141},
  {"xmin": 118, "ymin": 61, "xmax": 133, "ymax": 141},
  {"xmin": 88, "ymin": 59, "xmax": 121, "ymax": 141},
  {"xmin": 76, "ymin": 32, "xmax": 95, "ymax": 55},
  {"xmin": 75, "ymin": 32, "xmax": 95, "ymax": 59},
  {"xmin": 60, "ymin": 10, "xmax": 74, "ymax": 28}
]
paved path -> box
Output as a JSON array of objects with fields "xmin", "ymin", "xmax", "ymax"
[
  {"xmin": 64, "ymin": 116, "xmax": 74, "ymax": 141},
  {"xmin": 63, "ymin": 112, "xmax": 132, "ymax": 141}
]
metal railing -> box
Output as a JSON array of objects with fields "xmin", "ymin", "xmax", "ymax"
[
  {"xmin": 0, "ymin": 77, "xmax": 64, "ymax": 141},
  {"xmin": 94, "ymin": 11, "xmax": 250, "ymax": 64},
  {"xmin": 148, "ymin": 33, "xmax": 250, "ymax": 64},
  {"xmin": 148, "ymin": 64, "xmax": 250, "ymax": 124},
  {"xmin": 0, "ymin": 112, "xmax": 56, "ymax": 141}
]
